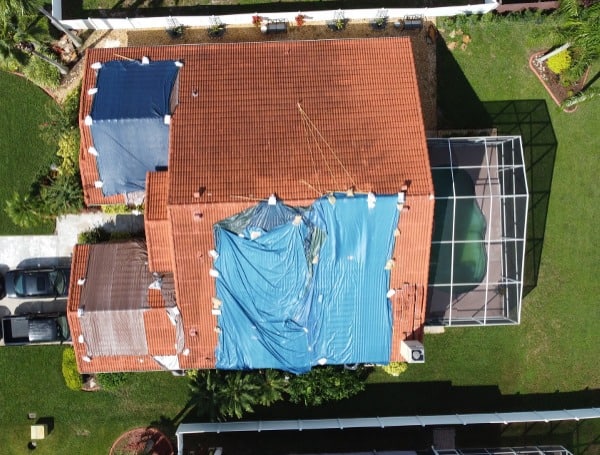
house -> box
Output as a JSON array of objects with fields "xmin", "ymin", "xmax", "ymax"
[{"xmin": 68, "ymin": 37, "xmax": 527, "ymax": 374}]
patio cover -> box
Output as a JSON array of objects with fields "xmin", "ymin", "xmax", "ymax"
[
  {"xmin": 214, "ymin": 193, "xmax": 401, "ymax": 373},
  {"xmin": 88, "ymin": 59, "xmax": 180, "ymax": 196}
]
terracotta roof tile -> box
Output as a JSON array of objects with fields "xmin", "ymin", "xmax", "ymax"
[
  {"xmin": 145, "ymin": 172, "xmax": 173, "ymax": 272},
  {"xmin": 168, "ymin": 38, "xmax": 432, "ymax": 205},
  {"xmin": 75, "ymin": 38, "xmax": 434, "ymax": 372},
  {"xmin": 68, "ymin": 243, "xmax": 182, "ymax": 373}
]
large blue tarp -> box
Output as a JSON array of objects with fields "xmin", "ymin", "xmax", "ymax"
[
  {"xmin": 89, "ymin": 60, "xmax": 179, "ymax": 196},
  {"xmin": 214, "ymin": 194, "xmax": 400, "ymax": 373}
]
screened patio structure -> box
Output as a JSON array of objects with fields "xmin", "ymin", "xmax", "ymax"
[{"xmin": 426, "ymin": 136, "xmax": 528, "ymax": 326}]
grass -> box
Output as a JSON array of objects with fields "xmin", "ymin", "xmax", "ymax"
[
  {"xmin": 0, "ymin": 72, "xmax": 57, "ymax": 234},
  {"xmin": 0, "ymin": 346, "xmax": 189, "ymax": 455},
  {"xmin": 0, "ymin": 16, "xmax": 598, "ymax": 455}
]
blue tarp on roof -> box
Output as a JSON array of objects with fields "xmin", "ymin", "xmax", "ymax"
[
  {"xmin": 89, "ymin": 60, "xmax": 179, "ymax": 196},
  {"xmin": 214, "ymin": 194, "xmax": 400, "ymax": 373}
]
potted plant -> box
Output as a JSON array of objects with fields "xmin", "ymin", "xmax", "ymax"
[
  {"xmin": 166, "ymin": 24, "xmax": 185, "ymax": 39},
  {"xmin": 252, "ymin": 14, "xmax": 263, "ymax": 27},
  {"xmin": 208, "ymin": 17, "xmax": 226, "ymax": 38},
  {"xmin": 371, "ymin": 11, "xmax": 388, "ymax": 30}
]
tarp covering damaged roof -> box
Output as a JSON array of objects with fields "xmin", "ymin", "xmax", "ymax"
[
  {"xmin": 214, "ymin": 194, "xmax": 401, "ymax": 373},
  {"xmin": 88, "ymin": 59, "xmax": 180, "ymax": 196}
]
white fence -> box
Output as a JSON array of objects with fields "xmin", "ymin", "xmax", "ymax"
[{"xmin": 52, "ymin": 0, "xmax": 498, "ymax": 31}]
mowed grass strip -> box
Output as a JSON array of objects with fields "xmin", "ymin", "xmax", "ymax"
[{"xmin": 0, "ymin": 72, "xmax": 57, "ymax": 234}]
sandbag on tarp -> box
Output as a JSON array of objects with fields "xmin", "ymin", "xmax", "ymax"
[
  {"xmin": 214, "ymin": 194, "xmax": 400, "ymax": 373},
  {"xmin": 89, "ymin": 59, "xmax": 180, "ymax": 196}
]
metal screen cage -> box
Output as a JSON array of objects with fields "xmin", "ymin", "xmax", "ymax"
[
  {"xmin": 426, "ymin": 136, "xmax": 528, "ymax": 326},
  {"xmin": 432, "ymin": 447, "xmax": 573, "ymax": 455}
]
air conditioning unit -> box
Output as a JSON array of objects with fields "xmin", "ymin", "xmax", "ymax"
[{"xmin": 401, "ymin": 340, "xmax": 425, "ymax": 363}]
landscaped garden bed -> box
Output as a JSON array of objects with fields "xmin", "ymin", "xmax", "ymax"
[{"xmin": 529, "ymin": 50, "xmax": 589, "ymax": 112}]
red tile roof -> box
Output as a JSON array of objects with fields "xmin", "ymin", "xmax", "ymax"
[
  {"xmin": 75, "ymin": 37, "xmax": 434, "ymax": 372},
  {"xmin": 145, "ymin": 172, "xmax": 173, "ymax": 273}
]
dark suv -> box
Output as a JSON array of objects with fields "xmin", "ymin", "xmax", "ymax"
[{"xmin": 4, "ymin": 267, "xmax": 70, "ymax": 299}]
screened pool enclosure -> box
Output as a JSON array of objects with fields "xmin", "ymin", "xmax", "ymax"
[{"xmin": 426, "ymin": 136, "xmax": 528, "ymax": 326}]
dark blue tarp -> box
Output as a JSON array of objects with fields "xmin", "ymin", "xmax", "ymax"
[
  {"xmin": 89, "ymin": 60, "xmax": 179, "ymax": 196},
  {"xmin": 214, "ymin": 194, "xmax": 400, "ymax": 373}
]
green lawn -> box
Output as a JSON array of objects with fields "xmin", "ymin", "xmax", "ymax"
[
  {"xmin": 0, "ymin": 72, "xmax": 57, "ymax": 234},
  {"xmin": 390, "ymin": 19, "xmax": 600, "ymax": 396},
  {"xmin": 0, "ymin": 346, "xmax": 189, "ymax": 455},
  {"xmin": 0, "ymin": 18, "xmax": 598, "ymax": 455}
]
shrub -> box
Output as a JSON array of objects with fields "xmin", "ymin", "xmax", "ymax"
[
  {"xmin": 57, "ymin": 129, "xmax": 80, "ymax": 176},
  {"xmin": 5, "ymin": 173, "xmax": 83, "ymax": 228},
  {"xmin": 40, "ymin": 174, "xmax": 83, "ymax": 214},
  {"xmin": 547, "ymin": 50, "xmax": 572, "ymax": 74},
  {"xmin": 78, "ymin": 226, "xmax": 111, "ymax": 244},
  {"xmin": 22, "ymin": 52, "xmax": 61, "ymax": 89},
  {"xmin": 101, "ymin": 204, "xmax": 134, "ymax": 214},
  {"xmin": 381, "ymin": 362, "xmax": 408, "ymax": 377},
  {"xmin": 62, "ymin": 347, "xmax": 83, "ymax": 391},
  {"xmin": 286, "ymin": 366, "xmax": 366, "ymax": 406},
  {"xmin": 97, "ymin": 372, "xmax": 131, "ymax": 390}
]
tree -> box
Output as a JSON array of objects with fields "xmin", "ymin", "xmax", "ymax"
[
  {"xmin": 553, "ymin": 0, "xmax": 600, "ymax": 79},
  {"xmin": 1, "ymin": 0, "xmax": 81, "ymax": 48},
  {"xmin": 217, "ymin": 371, "xmax": 260, "ymax": 419},
  {"xmin": 0, "ymin": 3, "xmax": 67, "ymax": 74},
  {"xmin": 254, "ymin": 369, "xmax": 287, "ymax": 407},
  {"xmin": 188, "ymin": 370, "xmax": 262, "ymax": 421}
]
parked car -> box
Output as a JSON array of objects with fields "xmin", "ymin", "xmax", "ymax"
[
  {"xmin": 4, "ymin": 267, "xmax": 70, "ymax": 299},
  {"xmin": 1, "ymin": 313, "xmax": 71, "ymax": 345}
]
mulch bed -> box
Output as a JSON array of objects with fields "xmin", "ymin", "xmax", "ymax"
[
  {"xmin": 109, "ymin": 427, "xmax": 174, "ymax": 455},
  {"xmin": 529, "ymin": 51, "xmax": 589, "ymax": 113}
]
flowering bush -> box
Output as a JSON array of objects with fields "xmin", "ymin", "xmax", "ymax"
[
  {"xmin": 252, "ymin": 15, "xmax": 262, "ymax": 27},
  {"xmin": 547, "ymin": 50, "xmax": 572, "ymax": 75},
  {"xmin": 381, "ymin": 362, "xmax": 408, "ymax": 377},
  {"xmin": 62, "ymin": 347, "xmax": 83, "ymax": 391},
  {"xmin": 295, "ymin": 14, "xmax": 305, "ymax": 27}
]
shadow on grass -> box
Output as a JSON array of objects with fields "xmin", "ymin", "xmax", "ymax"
[
  {"xmin": 176, "ymin": 385, "xmax": 599, "ymax": 454},
  {"xmin": 436, "ymin": 37, "xmax": 557, "ymax": 298},
  {"xmin": 484, "ymin": 100, "xmax": 557, "ymax": 298},
  {"xmin": 63, "ymin": 0, "xmax": 472, "ymax": 20}
]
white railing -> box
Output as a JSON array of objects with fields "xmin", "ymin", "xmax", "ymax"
[{"xmin": 52, "ymin": 0, "xmax": 498, "ymax": 30}]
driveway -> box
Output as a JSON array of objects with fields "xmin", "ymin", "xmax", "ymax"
[{"xmin": 0, "ymin": 212, "xmax": 144, "ymax": 319}]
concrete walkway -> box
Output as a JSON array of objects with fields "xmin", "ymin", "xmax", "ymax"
[{"xmin": 0, "ymin": 212, "xmax": 144, "ymax": 270}]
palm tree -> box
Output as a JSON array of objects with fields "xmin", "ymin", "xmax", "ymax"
[
  {"xmin": 16, "ymin": 39, "xmax": 67, "ymax": 74},
  {"xmin": 216, "ymin": 371, "xmax": 260, "ymax": 420},
  {"xmin": 0, "ymin": 7, "xmax": 67, "ymax": 74},
  {"xmin": 1, "ymin": 0, "xmax": 81, "ymax": 48},
  {"xmin": 187, "ymin": 370, "xmax": 222, "ymax": 422},
  {"xmin": 552, "ymin": 0, "xmax": 600, "ymax": 79},
  {"xmin": 254, "ymin": 369, "xmax": 287, "ymax": 407}
]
